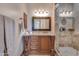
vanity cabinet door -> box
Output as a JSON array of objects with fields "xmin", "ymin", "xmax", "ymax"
[{"xmin": 40, "ymin": 36, "xmax": 50, "ymax": 54}]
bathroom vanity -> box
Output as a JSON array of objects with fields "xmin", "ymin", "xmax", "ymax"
[
  {"xmin": 22, "ymin": 16, "xmax": 55, "ymax": 55},
  {"xmin": 22, "ymin": 33, "xmax": 55, "ymax": 55}
]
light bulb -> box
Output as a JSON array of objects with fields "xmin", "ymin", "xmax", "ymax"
[
  {"xmin": 66, "ymin": 11, "xmax": 69, "ymax": 15},
  {"xmin": 63, "ymin": 12, "xmax": 65, "ymax": 16},
  {"xmin": 70, "ymin": 11, "xmax": 72, "ymax": 15}
]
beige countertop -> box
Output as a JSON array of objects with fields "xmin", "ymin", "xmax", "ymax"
[{"xmin": 20, "ymin": 31, "xmax": 55, "ymax": 36}]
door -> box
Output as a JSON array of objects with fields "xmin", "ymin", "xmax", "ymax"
[
  {"xmin": 5, "ymin": 16, "xmax": 15, "ymax": 56},
  {"xmin": 0, "ymin": 15, "xmax": 4, "ymax": 54}
]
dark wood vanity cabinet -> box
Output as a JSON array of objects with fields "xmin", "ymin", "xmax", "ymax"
[{"xmin": 23, "ymin": 36, "xmax": 55, "ymax": 55}]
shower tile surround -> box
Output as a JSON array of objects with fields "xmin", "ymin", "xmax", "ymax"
[
  {"xmin": 56, "ymin": 31, "xmax": 79, "ymax": 50},
  {"xmin": 55, "ymin": 3, "xmax": 79, "ymax": 51}
]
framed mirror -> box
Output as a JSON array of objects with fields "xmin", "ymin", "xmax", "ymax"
[
  {"xmin": 32, "ymin": 17, "xmax": 51, "ymax": 31},
  {"xmin": 60, "ymin": 17, "xmax": 74, "ymax": 29},
  {"xmin": 59, "ymin": 17, "xmax": 74, "ymax": 32}
]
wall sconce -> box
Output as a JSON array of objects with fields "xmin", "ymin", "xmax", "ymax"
[
  {"xmin": 19, "ymin": 17, "xmax": 23, "ymax": 24},
  {"xmin": 33, "ymin": 9, "xmax": 49, "ymax": 17}
]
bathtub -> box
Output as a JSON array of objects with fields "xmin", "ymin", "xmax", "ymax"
[{"xmin": 55, "ymin": 47, "xmax": 79, "ymax": 56}]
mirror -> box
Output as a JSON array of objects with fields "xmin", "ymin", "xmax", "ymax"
[
  {"xmin": 60, "ymin": 17, "xmax": 74, "ymax": 29},
  {"xmin": 32, "ymin": 17, "xmax": 51, "ymax": 31}
]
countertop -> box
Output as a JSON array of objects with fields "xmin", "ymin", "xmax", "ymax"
[{"xmin": 20, "ymin": 31, "xmax": 55, "ymax": 36}]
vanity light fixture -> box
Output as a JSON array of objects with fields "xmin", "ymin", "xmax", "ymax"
[
  {"xmin": 59, "ymin": 10, "xmax": 73, "ymax": 17},
  {"xmin": 33, "ymin": 9, "xmax": 49, "ymax": 17}
]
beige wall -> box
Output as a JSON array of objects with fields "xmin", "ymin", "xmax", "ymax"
[{"xmin": 25, "ymin": 3, "xmax": 55, "ymax": 35}]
